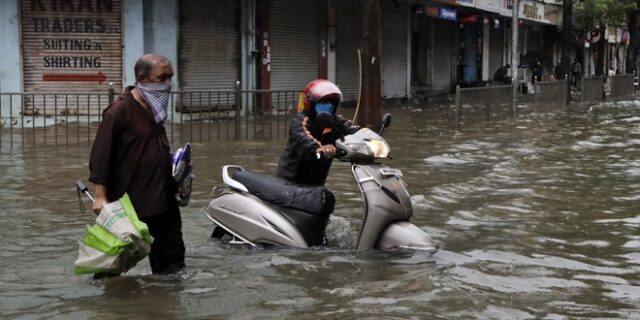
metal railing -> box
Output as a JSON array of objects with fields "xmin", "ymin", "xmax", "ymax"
[
  {"xmin": 3, "ymin": 75, "xmax": 638, "ymax": 150},
  {"xmin": 455, "ymin": 80, "xmax": 572, "ymax": 127},
  {"xmin": 166, "ymin": 88, "xmax": 299, "ymax": 145},
  {"xmin": 611, "ymin": 75, "xmax": 635, "ymax": 99},
  {"xmin": 0, "ymin": 87, "xmax": 299, "ymax": 151},
  {"xmin": 535, "ymin": 80, "xmax": 568, "ymax": 112},
  {"xmin": 455, "ymin": 84, "xmax": 514, "ymax": 127},
  {"xmin": 580, "ymin": 76, "xmax": 606, "ymax": 103},
  {"xmin": 0, "ymin": 92, "xmax": 112, "ymax": 148}
]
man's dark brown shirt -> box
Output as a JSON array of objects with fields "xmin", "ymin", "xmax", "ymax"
[{"xmin": 89, "ymin": 86, "xmax": 175, "ymax": 217}]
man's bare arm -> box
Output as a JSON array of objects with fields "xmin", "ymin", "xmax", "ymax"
[{"xmin": 92, "ymin": 184, "xmax": 107, "ymax": 215}]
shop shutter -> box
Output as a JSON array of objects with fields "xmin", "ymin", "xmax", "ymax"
[
  {"xmin": 335, "ymin": 0, "xmax": 361, "ymax": 103},
  {"xmin": 381, "ymin": 1, "xmax": 408, "ymax": 99},
  {"xmin": 178, "ymin": 0, "xmax": 240, "ymax": 110},
  {"xmin": 20, "ymin": 0, "xmax": 123, "ymax": 115},
  {"xmin": 270, "ymin": 0, "xmax": 320, "ymax": 91},
  {"xmin": 431, "ymin": 19, "xmax": 455, "ymax": 96}
]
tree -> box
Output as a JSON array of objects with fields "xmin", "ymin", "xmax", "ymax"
[
  {"xmin": 572, "ymin": 0, "xmax": 636, "ymax": 75},
  {"xmin": 625, "ymin": 2, "xmax": 640, "ymax": 74}
]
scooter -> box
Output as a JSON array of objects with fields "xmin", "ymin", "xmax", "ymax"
[{"xmin": 205, "ymin": 113, "xmax": 437, "ymax": 252}]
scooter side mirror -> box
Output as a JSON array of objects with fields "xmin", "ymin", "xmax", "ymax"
[{"xmin": 379, "ymin": 113, "xmax": 392, "ymax": 135}]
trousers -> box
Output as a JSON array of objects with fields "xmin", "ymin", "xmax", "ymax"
[{"xmin": 141, "ymin": 207, "xmax": 186, "ymax": 274}]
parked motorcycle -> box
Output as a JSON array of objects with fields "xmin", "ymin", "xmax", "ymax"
[{"xmin": 205, "ymin": 113, "xmax": 437, "ymax": 252}]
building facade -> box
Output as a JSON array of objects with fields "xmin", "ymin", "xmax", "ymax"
[{"xmin": 0, "ymin": 0, "xmax": 563, "ymax": 120}]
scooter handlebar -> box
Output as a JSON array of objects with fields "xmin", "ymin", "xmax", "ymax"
[{"xmin": 316, "ymin": 148, "xmax": 346, "ymax": 160}]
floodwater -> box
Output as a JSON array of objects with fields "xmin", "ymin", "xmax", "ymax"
[{"xmin": 1, "ymin": 100, "xmax": 639, "ymax": 319}]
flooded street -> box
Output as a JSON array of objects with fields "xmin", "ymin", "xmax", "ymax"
[{"xmin": 1, "ymin": 100, "xmax": 639, "ymax": 319}]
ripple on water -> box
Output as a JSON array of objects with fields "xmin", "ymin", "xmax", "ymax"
[
  {"xmin": 602, "ymin": 283, "xmax": 640, "ymax": 301},
  {"xmin": 410, "ymin": 194, "xmax": 441, "ymax": 211},
  {"xmin": 451, "ymin": 267, "xmax": 589, "ymax": 294},
  {"xmin": 573, "ymin": 274, "xmax": 629, "ymax": 285},
  {"xmin": 464, "ymin": 249, "xmax": 636, "ymax": 275},
  {"xmin": 423, "ymin": 154, "xmax": 471, "ymax": 166},
  {"xmin": 473, "ymin": 305, "xmax": 535, "ymax": 320},
  {"xmin": 572, "ymin": 240, "xmax": 611, "ymax": 248},
  {"xmin": 595, "ymin": 215, "xmax": 640, "ymax": 226},
  {"xmin": 625, "ymin": 168, "xmax": 640, "ymax": 177},
  {"xmin": 622, "ymin": 240, "xmax": 640, "ymax": 248},
  {"xmin": 351, "ymin": 297, "xmax": 399, "ymax": 305},
  {"xmin": 620, "ymin": 253, "xmax": 640, "ymax": 265},
  {"xmin": 183, "ymin": 287, "xmax": 218, "ymax": 294}
]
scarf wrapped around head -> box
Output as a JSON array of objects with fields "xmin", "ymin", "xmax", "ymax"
[{"xmin": 136, "ymin": 82, "xmax": 171, "ymax": 124}]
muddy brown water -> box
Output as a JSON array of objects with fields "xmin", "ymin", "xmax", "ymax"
[{"xmin": 1, "ymin": 101, "xmax": 639, "ymax": 319}]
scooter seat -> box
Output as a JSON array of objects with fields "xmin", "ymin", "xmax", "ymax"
[
  {"xmin": 264, "ymin": 202, "xmax": 330, "ymax": 247},
  {"xmin": 233, "ymin": 170, "xmax": 335, "ymax": 217}
]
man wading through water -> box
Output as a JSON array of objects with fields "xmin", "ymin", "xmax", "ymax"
[{"xmin": 89, "ymin": 53, "xmax": 185, "ymax": 276}]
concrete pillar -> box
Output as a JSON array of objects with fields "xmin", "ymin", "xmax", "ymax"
[
  {"xmin": 144, "ymin": 0, "xmax": 179, "ymax": 120},
  {"xmin": 148, "ymin": 0, "xmax": 178, "ymax": 87},
  {"xmin": 241, "ymin": 0, "xmax": 257, "ymax": 92},
  {"xmin": 482, "ymin": 18, "xmax": 490, "ymax": 82},
  {"xmin": 123, "ymin": 0, "xmax": 145, "ymax": 87}
]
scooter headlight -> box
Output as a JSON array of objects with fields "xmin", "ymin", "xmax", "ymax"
[
  {"xmin": 344, "ymin": 143, "xmax": 371, "ymax": 156},
  {"xmin": 365, "ymin": 139, "xmax": 390, "ymax": 158}
]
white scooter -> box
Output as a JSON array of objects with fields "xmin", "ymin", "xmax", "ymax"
[{"xmin": 205, "ymin": 114, "xmax": 436, "ymax": 252}]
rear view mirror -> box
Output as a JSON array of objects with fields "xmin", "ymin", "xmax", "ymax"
[
  {"xmin": 382, "ymin": 113, "xmax": 392, "ymax": 128},
  {"xmin": 379, "ymin": 113, "xmax": 392, "ymax": 134}
]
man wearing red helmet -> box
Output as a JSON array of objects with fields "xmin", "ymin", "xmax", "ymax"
[{"xmin": 276, "ymin": 79, "xmax": 359, "ymax": 186}]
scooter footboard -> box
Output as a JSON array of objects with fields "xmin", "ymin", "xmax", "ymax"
[{"xmin": 376, "ymin": 221, "xmax": 437, "ymax": 253}]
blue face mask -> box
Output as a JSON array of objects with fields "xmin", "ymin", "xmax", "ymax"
[{"xmin": 315, "ymin": 102, "xmax": 336, "ymax": 115}]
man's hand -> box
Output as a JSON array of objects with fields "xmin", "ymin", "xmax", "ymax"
[
  {"xmin": 317, "ymin": 144, "xmax": 337, "ymax": 158},
  {"xmin": 93, "ymin": 184, "xmax": 108, "ymax": 216}
]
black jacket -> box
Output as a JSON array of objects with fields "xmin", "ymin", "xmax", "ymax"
[{"xmin": 276, "ymin": 112, "xmax": 359, "ymax": 186}]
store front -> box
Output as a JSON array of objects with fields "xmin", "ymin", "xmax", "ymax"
[
  {"xmin": 20, "ymin": 0, "xmax": 123, "ymax": 114},
  {"xmin": 410, "ymin": 3, "xmax": 457, "ymax": 99}
]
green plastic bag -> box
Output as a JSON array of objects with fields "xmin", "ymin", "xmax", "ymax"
[{"xmin": 74, "ymin": 193, "xmax": 154, "ymax": 275}]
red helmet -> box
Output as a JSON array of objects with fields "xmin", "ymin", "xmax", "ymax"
[{"xmin": 299, "ymin": 79, "xmax": 343, "ymax": 114}]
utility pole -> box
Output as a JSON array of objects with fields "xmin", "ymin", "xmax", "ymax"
[
  {"xmin": 357, "ymin": 0, "xmax": 382, "ymax": 129},
  {"xmin": 511, "ymin": 0, "xmax": 519, "ymax": 118},
  {"xmin": 562, "ymin": 0, "xmax": 572, "ymax": 105}
]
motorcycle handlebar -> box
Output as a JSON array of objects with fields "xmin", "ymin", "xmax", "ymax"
[{"xmin": 315, "ymin": 148, "xmax": 347, "ymax": 160}]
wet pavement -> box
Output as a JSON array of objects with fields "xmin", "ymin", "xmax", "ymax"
[{"xmin": 1, "ymin": 99, "xmax": 639, "ymax": 319}]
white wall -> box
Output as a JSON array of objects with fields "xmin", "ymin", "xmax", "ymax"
[{"xmin": 0, "ymin": 0, "xmax": 22, "ymax": 120}]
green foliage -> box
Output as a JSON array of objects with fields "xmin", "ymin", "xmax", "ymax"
[{"xmin": 573, "ymin": 0, "xmax": 637, "ymax": 29}]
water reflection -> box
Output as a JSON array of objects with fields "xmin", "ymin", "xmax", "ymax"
[{"xmin": 1, "ymin": 101, "xmax": 640, "ymax": 319}]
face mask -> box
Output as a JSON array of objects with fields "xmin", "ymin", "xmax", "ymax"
[
  {"xmin": 137, "ymin": 82, "xmax": 171, "ymax": 123},
  {"xmin": 315, "ymin": 102, "xmax": 336, "ymax": 115}
]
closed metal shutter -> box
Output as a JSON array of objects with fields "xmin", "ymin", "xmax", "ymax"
[
  {"xmin": 381, "ymin": 1, "xmax": 407, "ymax": 99},
  {"xmin": 20, "ymin": 0, "xmax": 123, "ymax": 115},
  {"xmin": 270, "ymin": 0, "xmax": 319, "ymax": 91},
  {"xmin": 335, "ymin": 0, "xmax": 361, "ymax": 103},
  {"xmin": 489, "ymin": 26, "xmax": 504, "ymax": 80},
  {"xmin": 179, "ymin": 0, "xmax": 240, "ymax": 91},
  {"xmin": 431, "ymin": 19, "xmax": 454, "ymax": 95}
]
